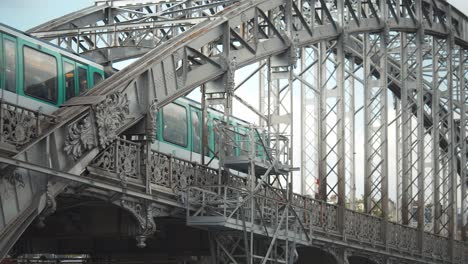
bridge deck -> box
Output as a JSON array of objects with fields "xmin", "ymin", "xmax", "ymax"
[{"xmin": 186, "ymin": 185, "xmax": 466, "ymax": 264}]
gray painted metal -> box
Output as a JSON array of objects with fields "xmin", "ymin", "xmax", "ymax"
[{"xmin": 0, "ymin": 0, "xmax": 468, "ymax": 263}]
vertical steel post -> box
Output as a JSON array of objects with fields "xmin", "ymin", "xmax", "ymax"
[
  {"xmin": 400, "ymin": 31, "xmax": 410, "ymax": 225},
  {"xmin": 380, "ymin": 27, "xmax": 389, "ymax": 246},
  {"xmin": 446, "ymin": 6, "xmax": 457, "ymax": 258},
  {"xmin": 461, "ymin": 48, "xmax": 468, "ymax": 242},
  {"xmin": 396, "ymin": 97, "xmax": 402, "ymax": 223},
  {"xmin": 432, "ymin": 36, "xmax": 441, "ymax": 235},
  {"xmin": 363, "ymin": 32, "xmax": 372, "ymax": 213},
  {"xmin": 415, "ymin": 0, "xmax": 425, "ymax": 251},
  {"xmin": 336, "ymin": 0, "xmax": 346, "ymax": 234},
  {"xmin": 346, "ymin": 57, "xmax": 356, "ymax": 210}
]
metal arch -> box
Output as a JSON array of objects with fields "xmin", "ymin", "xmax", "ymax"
[{"xmin": 28, "ymin": 0, "xmax": 239, "ymax": 64}]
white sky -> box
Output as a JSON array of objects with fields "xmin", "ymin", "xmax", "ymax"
[{"xmin": 450, "ymin": 0, "xmax": 468, "ymax": 12}]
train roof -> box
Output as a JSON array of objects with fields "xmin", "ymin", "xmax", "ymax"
[{"xmin": 0, "ymin": 23, "xmax": 104, "ymax": 70}]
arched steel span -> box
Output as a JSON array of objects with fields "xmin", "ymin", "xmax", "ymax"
[
  {"xmin": 27, "ymin": 0, "xmax": 240, "ymax": 64},
  {"xmin": 0, "ymin": 0, "xmax": 467, "ymax": 263}
]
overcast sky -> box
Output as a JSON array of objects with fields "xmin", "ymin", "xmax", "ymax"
[{"xmin": 450, "ymin": 0, "xmax": 468, "ymax": 13}]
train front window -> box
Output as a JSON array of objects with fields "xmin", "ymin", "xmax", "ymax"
[
  {"xmin": 162, "ymin": 103, "xmax": 187, "ymax": 147},
  {"xmin": 78, "ymin": 67, "xmax": 88, "ymax": 94},
  {"xmin": 64, "ymin": 61, "xmax": 75, "ymax": 100},
  {"xmin": 4, "ymin": 39, "xmax": 16, "ymax": 93},
  {"xmin": 23, "ymin": 46, "xmax": 57, "ymax": 103},
  {"xmin": 93, "ymin": 72, "xmax": 104, "ymax": 86},
  {"xmin": 191, "ymin": 111, "xmax": 201, "ymax": 154}
]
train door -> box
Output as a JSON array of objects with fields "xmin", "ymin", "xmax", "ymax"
[
  {"xmin": 76, "ymin": 63, "xmax": 89, "ymax": 95},
  {"xmin": 1, "ymin": 34, "xmax": 17, "ymax": 94},
  {"xmin": 62, "ymin": 58, "xmax": 76, "ymax": 101},
  {"xmin": 189, "ymin": 107, "xmax": 202, "ymax": 162},
  {"xmin": 160, "ymin": 102, "xmax": 190, "ymax": 159},
  {"xmin": 19, "ymin": 42, "xmax": 60, "ymax": 107}
]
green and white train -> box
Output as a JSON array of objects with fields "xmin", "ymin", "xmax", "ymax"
[
  {"xmin": 0, "ymin": 23, "xmax": 105, "ymax": 113},
  {"xmin": 155, "ymin": 97, "xmax": 254, "ymax": 163},
  {"xmin": 0, "ymin": 23, "xmax": 256, "ymax": 164}
]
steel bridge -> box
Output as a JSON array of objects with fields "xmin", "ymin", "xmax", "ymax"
[{"xmin": 0, "ymin": 0, "xmax": 468, "ymax": 263}]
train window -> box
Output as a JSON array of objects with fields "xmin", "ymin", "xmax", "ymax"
[
  {"xmin": 191, "ymin": 111, "xmax": 201, "ymax": 154},
  {"xmin": 23, "ymin": 46, "xmax": 57, "ymax": 103},
  {"xmin": 4, "ymin": 39, "xmax": 16, "ymax": 93},
  {"xmin": 93, "ymin": 72, "xmax": 104, "ymax": 86},
  {"xmin": 162, "ymin": 103, "xmax": 187, "ymax": 147},
  {"xmin": 78, "ymin": 67, "xmax": 88, "ymax": 94},
  {"xmin": 64, "ymin": 61, "xmax": 75, "ymax": 100}
]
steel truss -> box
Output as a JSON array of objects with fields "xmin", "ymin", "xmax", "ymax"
[
  {"xmin": 0, "ymin": 0, "xmax": 467, "ymax": 263},
  {"xmin": 28, "ymin": 0, "xmax": 238, "ymax": 65}
]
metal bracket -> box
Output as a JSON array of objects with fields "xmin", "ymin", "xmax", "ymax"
[
  {"xmin": 117, "ymin": 198, "xmax": 158, "ymax": 248},
  {"xmin": 36, "ymin": 183, "xmax": 57, "ymax": 228}
]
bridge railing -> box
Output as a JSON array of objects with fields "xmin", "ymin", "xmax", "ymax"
[
  {"xmin": 187, "ymin": 180, "xmax": 467, "ymax": 263},
  {"xmin": 86, "ymin": 138, "xmax": 466, "ymax": 262},
  {"xmin": 289, "ymin": 192, "xmax": 339, "ymax": 235},
  {"xmin": 90, "ymin": 140, "xmax": 223, "ymax": 191},
  {"xmin": 91, "ymin": 137, "xmax": 143, "ymax": 186},
  {"xmin": 344, "ymin": 209, "xmax": 383, "ymax": 246},
  {"xmin": 147, "ymin": 150, "xmax": 220, "ymax": 192},
  {"xmin": 423, "ymin": 232, "xmax": 450, "ymax": 260},
  {"xmin": 0, "ymin": 100, "xmax": 56, "ymax": 150},
  {"xmin": 387, "ymin": 221, "xmax": 419, "ymax": 254}
]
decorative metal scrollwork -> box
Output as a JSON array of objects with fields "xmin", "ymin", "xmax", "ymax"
[
  {"xmin": 149, "ymin": 151, "xmax": 171, "ymax": 188},
  {"xmin": 0, "ymin": 166, "xmax": 25, "ymax": 188},
  {"xmin": 91, "ymin": 138, "xmax": 141, "ymax": 187},
  {"xmin": 388, "ymin": 223, "xmax": 418, "ymax": 253},
  {"xmin": 0, "ymin": 101, "xmax": 55, "ymax": 147},
  {"xmin": 36, "ymin": 185, "xmax": 57, "ymax": 228},
  {"xmin": 91, "ymin": 144, "xmax": 115, "ymax": 171},
  {"xmin": 116, "ymin": 140, "xmax": 139, "ymax": 179},
  {"xmin": 94, "ymin": 92, "xmax": 129, "ymax": 148},
  {"xmin": 147, "ymin": 100, "xmax": 158, "ymax": 143},
  {"xmin": 171, "ymin": 159, "xmax": 194, "ymax": 204},
  {"xmin": 119, "ymin": 199, "xmax": 157, "ymax": 248},
  {"xmin": 2, "ymin": 107, "xmax": 36, "ymax": 146},
  {"xmin": 344, "ymin": 211, "xmax": 382, "ymax": 244},
  {"xmin": 64, "ymin": 115, "xmax": 96, "ymax": 160},
  {"xmin": 227, "ymin": 56, "xmax": 236, "ymax": 93}
]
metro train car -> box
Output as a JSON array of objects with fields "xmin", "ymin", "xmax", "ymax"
[
  {"xmin": 0, "ymin": 23, "xmax": 262, "ymax": 164},
  {"xmin": 0, "ymin": 23, "xmax": 105, "ymax": 113},
  {"xmin": 154, "ymin": 97, "xmax": 259, "ymax": 163}
]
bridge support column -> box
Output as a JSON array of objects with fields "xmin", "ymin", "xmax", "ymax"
[
  {"xmin": 363, "ymin": 30, "xmax": 389, "ymax": 222},
  {"xmin": 415, "ymin": 0, "xmax": 426, "ymax": 253},
  {"xmin": 400, "ymin": 31, "xmax": 411, "ymax": 227},
  {"xmin": 446, "ymin": 6, "xmax": 458, "ymax": 261},
  {"xmin": 461, "ymin": 47, "xmax": 468, "ymax": 242}
]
